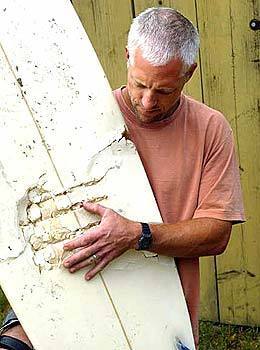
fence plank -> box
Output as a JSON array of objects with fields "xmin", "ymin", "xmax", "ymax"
[
  {"xmin": 195, "ymin": 0, "xmax": 246, "ymax": 325},
  {"xmin": 217, "ymin": 0, "xmax": 260, "ymax": 326},
  {"xmin": 196, "ymin": 0, "xmax": 260, "ymax": 325},
  {"xmin": 72, "ymin": 0, "xmax": 132, "ymax": 89}
]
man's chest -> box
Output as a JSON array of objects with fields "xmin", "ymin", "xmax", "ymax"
[{"xmin": 128, "ymin": 128, "xmax": 205, "ymax": 222}]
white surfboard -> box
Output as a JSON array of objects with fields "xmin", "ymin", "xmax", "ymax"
[{"xmin": 0, "ymin": 1, "xmax": 195, "ymax": 349}]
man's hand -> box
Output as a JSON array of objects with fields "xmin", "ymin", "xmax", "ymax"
[
  {"xmin": 63, "ymin": 202, "xmax": 141, "ymax": 280},
  {"xmin": 63, "ymin": 202, "xmax": 232, "ymax": 281}
]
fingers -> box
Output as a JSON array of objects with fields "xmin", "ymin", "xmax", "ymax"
[
  {"xmin": 63, "ymin": 202, "xmax": 107, "ymax": 251},
  {"xmin": 62, "ymin": 201, "xmax": 128, "ymax": 281},
  {"xmin": 63, "ymin": 202, "xmax": 107, "ymax": 252},
  {"xmin": 64, "ymin": 245, "xmax": 111, "ymax": 272},
  {"xmin": 63, "ymin": 245, "xmax": 96, "ymax": 268},
  {"xmin": 64, "ymin": 202, "xmax": 111, "ymax": 252},
  {"xmin": 82, "ymin": 201, "xmax": 107, "ymax": 216},
  {"xmin": 64, "ymin": 227, "xmax": 98, "ymax": 251},
  {"xmin": 63, "ymin": 238, "xmax": 108, "ymax": 267},
  {"xmin": 64, "ymin": 246, "xmax": 119, "ymax": 281},
  {"xmin": 85, "ymin": 254, "xmax": 113, "ymax": 280},
  {"xmin": 64, "ymin": 236, "xmax": 90, "ymax": 251},
  {"xmin": 67, "ymin": 254, "xmax": 99, "ymax": 273}
]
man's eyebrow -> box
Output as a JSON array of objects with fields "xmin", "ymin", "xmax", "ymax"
[
  {"xmin": 134, "ymin": 78, "xmax": 146, "ymax": 86},
  {"xmin": 134, "ymin": 78, "xmax": 176, "ymax": 92},
  {"xmin": 156, "ymin": 87, "xmax": 176, "ymax": 92}
]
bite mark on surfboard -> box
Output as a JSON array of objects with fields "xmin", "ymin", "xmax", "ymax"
[
  {"xmin": 17, "ymin": 178, "xmax": 108, "ymax": 271},
  {"xmin": 16, "ymin": 138, "xmax": 133, "ymax": 270},
  {"xmin": 0, "ymin": 137, "xmax": 135, "ymax": 270}
]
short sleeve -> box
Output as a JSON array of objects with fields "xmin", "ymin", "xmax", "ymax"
[{"xmin": 193, "ymin": 122, "xmax": 245, "ymax": 223}]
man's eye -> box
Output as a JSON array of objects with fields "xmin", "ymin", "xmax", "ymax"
[
  {"xmin": 158, "ymin": 89, "xmax": 176, "ymax": 95},
  {"xmin": 158, "ymin": 90, "xmax": 172, "ymax": 95}
]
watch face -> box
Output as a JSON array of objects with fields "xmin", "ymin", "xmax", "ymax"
[{"xmin": 140, "ymin": 235, "xmax": 152, "ymax": 250}]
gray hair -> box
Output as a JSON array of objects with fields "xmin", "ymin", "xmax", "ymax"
[{"xmin": 127, "ymin": 7, "xmax": 199, "ymax": 68}]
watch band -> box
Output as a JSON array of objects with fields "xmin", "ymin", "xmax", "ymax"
[{"xmin": 136, "ymin": 222, "xmax": 153, "ymax": 250}]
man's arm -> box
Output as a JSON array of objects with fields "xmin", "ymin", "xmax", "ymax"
[
  {"xmin": 149, "ymin": 217, "xmax": 231, "ymax": 257},
  {"xmin": 63, "ymin": 202, "xmax": 232, "ymax": 280}
]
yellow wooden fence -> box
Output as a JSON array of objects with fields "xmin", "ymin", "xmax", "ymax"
[{"xmin": 71, "ymin": 0, "xmax": 260, "ymax": 326}]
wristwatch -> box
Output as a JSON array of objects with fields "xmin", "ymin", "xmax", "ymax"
[{"xmin": 136, "ymin": 222, "xmax": 153, "ymax": 250}]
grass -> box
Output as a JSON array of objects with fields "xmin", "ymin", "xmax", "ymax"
[
  {"xmin": 199, "ymin": 321, "xmax": 260, "ymax": 349},
  {"xmin": 0, "ymin": 288, "xmax": 8, "ymax": 324},
  {"xmin": 0, "ymin": 288, "xmax": 259, "ymax": 348}
]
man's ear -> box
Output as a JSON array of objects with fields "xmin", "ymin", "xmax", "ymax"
[
  {"xmin": 184, "ymin": 63, "xmax": 197, "ymax": 82},
  {"xmin": 125, "ymin": 47, "xmax": 130, "ymax": 61}
]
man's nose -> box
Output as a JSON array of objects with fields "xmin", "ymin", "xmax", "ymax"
[{"xmin": 141, "ymin": 90, "xmax": 157, "ymax": 110}]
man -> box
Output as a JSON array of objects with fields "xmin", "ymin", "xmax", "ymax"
[{"xmin": 0, "ymin": 7, "xmax": 244, "ymax": 350}]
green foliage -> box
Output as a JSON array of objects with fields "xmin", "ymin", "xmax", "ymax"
[
  {"xmin": 0, "ymin": 287, "xmax": 9, "ymax": 324},
  {"xmin": 200, "ymin": 321, "xmax": 260, "ymax": 350}
]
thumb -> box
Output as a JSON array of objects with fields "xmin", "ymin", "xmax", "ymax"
[{"xmin": 82, "ymin": 201, "xmax": 107, "ymax": 217}]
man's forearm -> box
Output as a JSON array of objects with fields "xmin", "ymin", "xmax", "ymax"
[
  {"xmin": 63, "ymin": 203, "xmax": 233, "ymax": 280},
  {"xmin": 149, "ymin": 218, "xmax": 232, "ymax": 258}
]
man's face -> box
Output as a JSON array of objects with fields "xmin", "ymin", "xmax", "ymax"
[{"xmin": 126, "ymin": 49, "xmax": 195, "ymax": 124}]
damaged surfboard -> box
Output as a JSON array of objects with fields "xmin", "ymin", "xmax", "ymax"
[{"xmin": 0, "ymin": 0, "xmax": 195, "ymax": 349}]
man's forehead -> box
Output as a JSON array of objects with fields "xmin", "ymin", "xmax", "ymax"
[
  {"xmin": 132, "ymin": 48, "xmax": 185, "ymax": 79},
  {"xmin": 131, "ymin": 74, "xmax": 179, "ymax": 92},
  {"xmin": 129, "ymin": 56, "xmax": 185, "ymax": 90}
]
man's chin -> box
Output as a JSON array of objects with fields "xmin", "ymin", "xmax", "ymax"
[
  {"xmin": 133, "ymin": 109, "xmax": 161, "ymax": 123},
  {"xmin": 135, "ymin": 114, "xmax": 158, "ymax": 124},
  {"xmin": 138, "ymin": 112, "xmax": 167, "ymax": 124}
]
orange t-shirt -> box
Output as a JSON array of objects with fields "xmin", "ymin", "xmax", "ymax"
[{"xmin": 113, "ymin": 88, "xmax": 245, "ymax": 345}]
